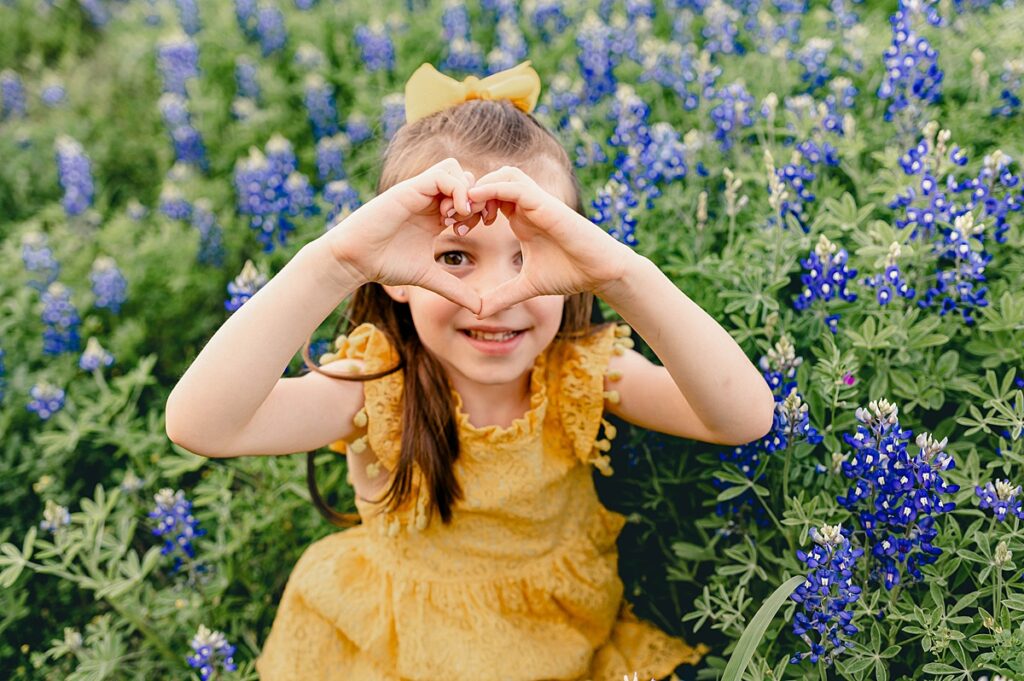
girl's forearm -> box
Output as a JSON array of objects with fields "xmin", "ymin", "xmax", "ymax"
[
  {"xmin": 596, "ymin": 252, "xmax": 775, "ymax": 443},
  {"xmin": 164, "ymin": 235, "xmax": 367, "ymax": 451}
]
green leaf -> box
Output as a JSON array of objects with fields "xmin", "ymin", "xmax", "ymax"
[
  {"xmin": 717, "ymin": 484, "xmax": 750, "ymax": 502},
  {"xmin": 921, "ymin": 662, "xmax": 961, "ymax": 674},
  {"xmin": 722, "ymin": 575, "xmax": 806, "ymax": 681}
]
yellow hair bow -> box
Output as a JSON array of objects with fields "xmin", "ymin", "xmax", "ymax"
[{"xmin": 403, "ymin": 59, "xmax": 542, "ymax": 125}]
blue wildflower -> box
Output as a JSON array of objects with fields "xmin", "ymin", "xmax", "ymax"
[
  {"xmin": 975, "ymin": 479, "xmax": 1024, "ymax": 523},
  {"xmin": 789, "ymin": 523, "xmax": 864, "ymax": 667},
  {"xmin": 793, "ymin": 234, "xmax": 858, "ymax": 311},
  {"xmin": 89, "ymin": 256, "xmax": 128, "ymax": 313},
  {"xmin": 836, "ymin": 399, "xmax": 959, "ymax": 591},
  {"xmin": 186, "ymin": 625, "xmax": 238, "ymax": 681},
  {"xmin": 148, "ymin": 488, "xmax": 208, "ymax": 575}
]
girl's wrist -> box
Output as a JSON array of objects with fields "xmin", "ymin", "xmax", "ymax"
[{"xmin": 305, "ymin": 233, "xmax": 370, "ymax": 292}]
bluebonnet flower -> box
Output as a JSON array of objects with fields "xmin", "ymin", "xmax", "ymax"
[
  {"xmin": 316, "ymin": 134, "xmax": 348, "ymax": 184},
  {"xmin": 40, "ymin": 75, "xmax": 66, "ymax": 107},
  {"xmin": 992, "ymin": 58, "xmax": 1023, "ymax": 118},
  {"xmin": 27, "ymin": 381, "xmax": 66, "ymax": 421},
  {"xmin": 976, "ymin": 479, "xmax": 1024, "ymax": 523},
  {"xmin": 861, "ymin": 242, "xmax": 916, "ymax": 306},
  {"xmin": 234, "ymin": 0, "xmax": 258, "ymax": 39},
  {"xmin": 877, "ymin": 0, "xmax": 944, "ymax": 138},
  {"xmin": 39, "ymin": 498, "xmax": 72, "ymax": 533},
  {"xmin": 441, "ymin": 0, "xmax": 471, "ymax": 42},
  {"xmin": 159, "ymin": 93, "xmax": 208, "ymax": 169},
  {"xmin": 836, "ymin": 399, "xmax": 959, "ymax": 590},
  {"xmin": 529, "ymin": 0, "xmax": 571, "ymax": 43},
  {"xmin": 41, "ymin": 282, "xmax": 82, "ymax": 356},
  {"xmin": 148, "ymin": 488, "xmax": 208, "ymax": 575},
  {"xmin": 191, "ymin": 199, "xmax": 226, "ymax": 267},
  {"xmin": 796, "ymin": 38, "xmax": 834, "ymax": 94},
  {"xmin": 155, "ymin": 34, "xmax": 199, "ymax": 96},
  {"xmin": 54, "ymin": 136, "xmax": 94, "ymax": 218},
  {"xmin": 573, "ymin": 130, "xmax": 611, "ymax": 171},
  {"xmin": 186, "ymin": 625, "xmax": 238, "ymax": 681},
  {"xmin": 489, "ymin": 14, "xmax": 527, "ymax": 68},
  {"xmin": 225, "ymin": 259, "xmax": 268, "ymax": 312},
  {"xmin": 80, "ymin": 337, "xmax": 115, "ymax": 372},
  {"xmin": 793, "ymin": 234, "xmax": 858, "ymax": 312},
  {"xmin": 174, "ymin": 0, "xmax": 201, "ymax": 34},
  {"xmin": 233, "ymin": 134, "xmax": 318, "ymax": 252},
  {"xmin": 89, "ymin": 256, "xmax": 128, "ymax": 313},
  {"xmin": 256, "ymin": 4, "xmax": 287, "ymax": 56},
  {"xmin": 441, "ymin": 37, "xmax": 486, "ymax": 74},
  {"xmin": 636, "ymin": 41, "xmax": 701, "ymax": 111},
  {"xmin": 590, "ymin": 172, "xmax": 639, "ymax": 247},
  {"xmin": 304, "ymin": 74, "xmax": 339, "ymax": 140},
  {"xmin": 789, "ymin": 523, "xmax": 864, "ymax": 667},
  {"xmin": 159, "ymin": 184, "xmax": 193, "ymax": 221},
  {"xmin": 355, "ymin": 20, "xmax": 395, "ymax": 73},
  {"xmin": 769, "ymin": 151, "xmax": 817, "ymax": 232},
  {"xmin": 381, "ymin": 93, "xmax": 406, "ymax": 141},
  {"xmin": 576, "ymin": 12, "xmax": 619, "ymax": 105},
  {"xmin": 701, "ymin": 0, "xmax": 743, "ymax": 55},
  {"xmin": 345, "ymin": 112, "xmax": 373, "ymax": 145},
  {"xmin": 917, "ymin": 211, "xmax": 991, "ymax": 325},
  {"xmin": 21, "ymin": 232, "xmax": 61, "ymax": 293},
  {"xmin": 324, "ymin": 179, "xmax": 362, "ymax": 228},
  {"xmin": 235, "ymin": 55, "xmax": 260, "ymax": 102},
  {"xmin": 708, "ymin": 81, "xmax": 756, "ymax": 153},
  {"xmin": 295, "ymin": 0, "xmax": 318, "ymax": 8}
]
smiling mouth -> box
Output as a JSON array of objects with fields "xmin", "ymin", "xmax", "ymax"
[{"xmin": 460, "ymin": 329, "xmax": 527, "ymax": 342}]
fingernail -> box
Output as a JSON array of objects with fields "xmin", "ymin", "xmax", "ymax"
[
  {"xmin": 465, "ymin": 200, "xmax": 473, "ymax": 214},
  {"xmin": 444, "ymin": 217, "xmax": 455, "ymax": 226},
  {"xmin": 456, "ymin": 224, "xmax": 469, "ymax": 236},
  {"xmin": 446, "ymin": 207, "xmax": 456, "ymax": 218}
]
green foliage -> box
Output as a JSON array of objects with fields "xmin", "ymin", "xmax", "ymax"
[{"xmin": 2, "ymin": 0, "xmax": 1024, "ymax": 679}]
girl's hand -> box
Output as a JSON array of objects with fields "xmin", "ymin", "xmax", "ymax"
[
  {"xmin": 464, "ymin": 165, "xmax": 639, "ymax": 319},
  {"xmin": 326, "ymin": 157, "xmax": 484, "ymax": 314}
]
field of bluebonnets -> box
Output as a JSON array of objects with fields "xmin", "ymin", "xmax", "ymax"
[{"xmin": 2, "ymin": 0, "xmax": 1024, "ymax": 678}]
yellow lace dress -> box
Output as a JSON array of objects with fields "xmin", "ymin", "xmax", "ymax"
[{"xmin": 254, "ymin": 321, "xmax": 710, "ymax": 681}]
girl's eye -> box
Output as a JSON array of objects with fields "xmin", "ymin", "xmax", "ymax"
[{"xmin": 438, "ymin": 251, "xmax": 467, "ymax": 266}]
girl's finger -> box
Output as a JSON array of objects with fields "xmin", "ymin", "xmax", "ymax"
[
  {"xmin": 467, "ymin": 181, "xmax": 540, "ymax": 211},
  {"xmin": 421, "ymin": 265, "xmax": 482, "ymax": 315},
  {"xmin": 476, "ymin": 274, "xmax": 532, "ymax": 319}
]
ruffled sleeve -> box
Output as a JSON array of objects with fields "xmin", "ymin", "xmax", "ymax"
[
  {"xmin": 556, "ymin": 322, "xmax": 635, "ymax": 477},
  {"xmin": 320, "ymin": 322, "xmax": 403, "ymax": 470},
  {"xmin": 318, "ymin": 322, "xmax": 432, "ymax": 536}
]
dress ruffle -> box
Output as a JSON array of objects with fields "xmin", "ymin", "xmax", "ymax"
[{"xmin": 554, "ymin": 322, "xmax": 634, "ymax": 476}]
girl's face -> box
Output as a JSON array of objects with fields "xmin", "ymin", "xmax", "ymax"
[{"xmin": 382, "ymin": 166, "xmax": 571, "ymax": 399}]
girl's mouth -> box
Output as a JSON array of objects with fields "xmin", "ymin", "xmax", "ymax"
[{"xmin": 459, "ymin": 329, "xmax": 527, "ymax": 355}]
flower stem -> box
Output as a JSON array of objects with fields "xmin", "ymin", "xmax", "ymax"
[
  {"xmin": 782, "ymin": 443, "xmax": 793, "ymax": 502},
  {"xmin": 755, "ymin": 490, "xmax": 794, "ymax": 554}
]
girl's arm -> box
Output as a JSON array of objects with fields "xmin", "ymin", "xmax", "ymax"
[
  {"xmin": 164, "ymin": 235, "xmax": 368, "ymax": 453},
  {"xmin": 595, "ymin": 252, "xmax": 776, "ymax": 445}
]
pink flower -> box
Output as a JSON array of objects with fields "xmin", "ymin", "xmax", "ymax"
[{"xmin": 843, "ymin": 373, "xmax": 856, "ymax": 386}]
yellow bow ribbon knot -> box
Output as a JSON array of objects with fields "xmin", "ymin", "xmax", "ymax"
[{"xmin": 404, "ymin": 59, "xmax": 542, "ymax": 125}]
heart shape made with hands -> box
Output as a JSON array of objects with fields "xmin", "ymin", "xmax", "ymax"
[{"xmin": 431, "ymin": 167, "xmax": 631, "ymax": 321}]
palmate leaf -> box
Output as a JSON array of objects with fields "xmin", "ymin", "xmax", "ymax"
[{"xmin": 722, "ymin": 575, "xmax": 806, "ymax": 681}]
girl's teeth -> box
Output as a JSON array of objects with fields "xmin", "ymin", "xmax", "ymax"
[{"xmin": 466, "ymin": 330, "xmax": 519, "ymax": 341}]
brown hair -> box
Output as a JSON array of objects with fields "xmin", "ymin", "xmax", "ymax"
[{"xmin": 300, "ymin": 98, "xmax": 615, "ymax": 529}]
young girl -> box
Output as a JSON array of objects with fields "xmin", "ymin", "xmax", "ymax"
[{"xmin": 165, "ymin": 60, "xmax": 775, "ymax": 681}]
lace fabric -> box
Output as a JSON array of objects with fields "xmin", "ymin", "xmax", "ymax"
[{"xmin": 256, "ymin": 322, "xmax": 710, "ymax": 680}]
